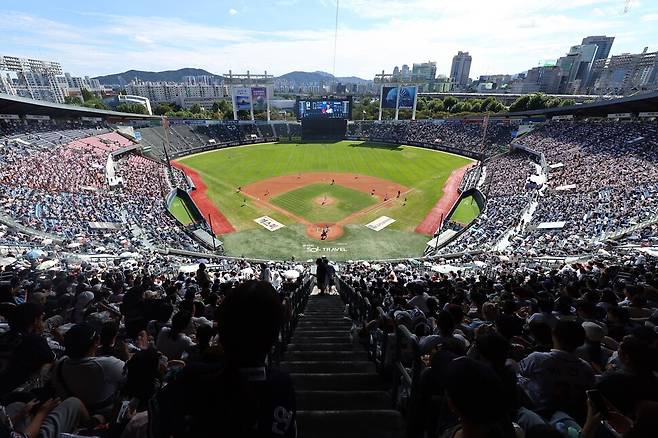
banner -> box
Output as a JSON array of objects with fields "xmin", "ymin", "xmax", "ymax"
[
  {"xmin": 365, "ymin": 216, "xmax": 396, "ymax": 231},
  {"xmin": 381, "ymin": 86, "xmax": 398, "ymax": 109},
  {"xmin": 398, "ymin": 86, "xmax": 417, "ymax": 109},
  {"xmin": 234, "ymin": 87, "xmax": 252, "ymax": 111},
  {"xmin": 251, "ymin": 87, "xmax": 267, "ymax": 111},
  {"xmin": 254, "ymin": 216, "xmax": 285, "ymax": 232}
]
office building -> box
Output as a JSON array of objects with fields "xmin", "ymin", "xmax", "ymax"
[
  {"xmin": 450, "ymin": 51, "xmax": 472, "ymax": 87},
  {"xmin": 582, "ymin": 36, "xmax": 615, "ymax": 61}
]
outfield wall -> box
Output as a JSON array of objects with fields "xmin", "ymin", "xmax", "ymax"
[
  {"xmin": 167, "ymin": 137, "xmax": 279, "ymax": 159},
  {"xmin": 345, "ymin": 136, "xmax": 484, "ymax": 161}
]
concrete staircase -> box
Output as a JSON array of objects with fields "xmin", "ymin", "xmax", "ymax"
[{"xmin": 282, "ymin": 294, "xmax": 405, "ymax": 438}]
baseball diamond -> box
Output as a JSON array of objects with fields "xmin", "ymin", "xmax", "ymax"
[{"xmin": 172, "ymin": 141, "xmax": 473, "ymax": 260}]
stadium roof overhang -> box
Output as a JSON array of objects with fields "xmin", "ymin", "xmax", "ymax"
[
  {"xmin": 505, "ymin": 91, "xmax": 658, "ymax": 118},
  {"xmin": 0, "ymin": 93, "xmax": 158, "ymax": 120}
]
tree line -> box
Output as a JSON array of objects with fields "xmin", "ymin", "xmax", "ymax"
[{"xmin": 64, "ymin": 90, "xmax": 579, "ymax": 119}]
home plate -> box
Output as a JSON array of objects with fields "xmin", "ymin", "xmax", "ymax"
[{"xmin": 365, "ymin": 216, "xmax": 395, "ymax": 231}]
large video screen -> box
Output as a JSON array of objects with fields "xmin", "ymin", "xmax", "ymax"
[{"xmin": 296, "ymin": 97, "xmax": 352, "ymax": 120}]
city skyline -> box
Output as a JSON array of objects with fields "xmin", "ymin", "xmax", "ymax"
[{"xmin": 1, "ymin": 0, "xmax": 657, "ymax": 80}]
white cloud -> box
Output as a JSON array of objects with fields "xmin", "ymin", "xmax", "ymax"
[
  {"xmin": 228, "ymin": 8, "xmax": 238, "ymax": 16},
  {"xmin": 1, "ymin": 0, "xmax": 655, "ymax": 80}
]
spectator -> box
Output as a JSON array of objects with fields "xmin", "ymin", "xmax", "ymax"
[
  {"xmin": 0, "ymin": 303, "xmax": 55, "ymax": 394},
  {"xmin": 155, "ymin": 310, "xmax": 195, "ymax": 361},
  {"xmin": 150, "ymin": 280, "xmax": 296, "ymax": 437},
  {"xmin": 52, "ymin": 323, "xmax": 125, "ymax": 416},
  {"xmin": 518, "ymin": 320, "xmax": 595, "ymax": 422}
]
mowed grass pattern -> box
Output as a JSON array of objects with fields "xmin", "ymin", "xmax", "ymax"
[
  {"xmin": 177, "ymin": 141, "xmax": 473, "ymax": 260},
  {"xmin": 270, "ymin": 183, "xmax": 377, "ymax": 223}
]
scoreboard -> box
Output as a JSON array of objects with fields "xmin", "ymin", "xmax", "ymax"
[{"xmin": 296, "ymin": 97, "xmax": 353, "ymax": 120}]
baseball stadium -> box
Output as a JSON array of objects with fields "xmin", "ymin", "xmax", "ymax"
[{"xmin": 1, "ymin": 0, "xmax": 658, "ymax": 431}]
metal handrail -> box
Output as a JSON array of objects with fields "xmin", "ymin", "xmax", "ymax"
[{"xmin": 270, "ymin": 275, "xmax": 313, "ymax": 365}]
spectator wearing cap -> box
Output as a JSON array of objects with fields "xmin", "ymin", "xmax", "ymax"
[
  {"xmin": 527, "ymin": 295, "xmax": 558, "ymax": 330},
  {"xmin": 51, "ymin": 323, "xmax": 126, "ymax": 416},
  {"xmin": 576, "ymin": 322, "xmax": 613, "ymax": 372},
  {"xmin": 518, "ymin": 320, "xmax": 595, "ymax": 422},
  {"xmin": 71, "ymin": 283, "xmax": 94, "ymax": 324},
  {"xmin": 0, "ymin": 303, "xmax": 55, "ymax": 394}
]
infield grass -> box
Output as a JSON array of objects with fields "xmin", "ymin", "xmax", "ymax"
[
  {"xmin": 270, "ymin": 183, "xmax": 377, "ymax": 223},
  {"xmin": 176, "ymin": 141, "xmax": 472, "ymax": 260}
]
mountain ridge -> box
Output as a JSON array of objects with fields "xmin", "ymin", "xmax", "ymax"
[{"xmin": 94, "ymin": 68, "xmax": 372, "ymax": 85}]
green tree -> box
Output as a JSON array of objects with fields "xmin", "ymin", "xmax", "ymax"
[
  {"xmin": 82, "ymin": 100, "xmax": 109, "ymax": 110},
  {"xmin": 81, "ymin": 88, "xmax": 96, "ymax": 102},
  {"xmin": 189, "ymin": 104, "xmax": 202, "ymax": 114},
  {"xmin": 469, "ymin": 99, "xmax": 482, "ymax": 113},
  {"xmin": 154, "ymin": 103, "xmax": 175, "ymax": 115},
  {"xmin": 416, "ymin": 97, "xmax": 427, "ymax": 112},
  {"xmin": 450, "ymin": 101, "xmax": 472, "ymax": 113},
  {"xmin": 560, "ymin": 98, "xmax": 576, "ymax": 107},
  {"xmin": 488, "ymin": 101, "xmax": 506, "ymax": 113},
  {"xmin": 509, "ymin": 95, "xmax": 530, "ymax": 112},
  {"xmin": 211, "ymin": 100, "xmax": 233, "ymax": 115},
  {"xmin": 443, "ymin": 96, "xmax": 458, "ymax": 111},
  {"xmin": 527, "ymin": 93, "xmax": 549, "ymax": 110},
  {"xmin": 64, "ymin": 96, "xmax": 83, "ymax": 105},
  {"xmin": 116, "ymin": 102, "xmax": 148, "ymax": 115},
  {"xmin": 428, "ymin": 99, "xmax": 445, "ymax": 113}
]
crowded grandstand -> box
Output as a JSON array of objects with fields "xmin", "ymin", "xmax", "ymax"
[{"xmin": 0, "ymin": 89, "xmax": 657, "ymax": 438}]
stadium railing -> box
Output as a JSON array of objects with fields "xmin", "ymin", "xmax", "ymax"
[{"xmin": 271, "ymin": 274, "xmax": 313, "ymax": 365}]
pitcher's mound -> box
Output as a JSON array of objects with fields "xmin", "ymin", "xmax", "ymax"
[{"xmin": 314, "ymin": 195, "xmax": 336, "ymax": 206}]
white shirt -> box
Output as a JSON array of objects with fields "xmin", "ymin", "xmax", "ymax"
[{"xmin": 156, "ymin": 327, "xmax": 195, "ymax": 360}]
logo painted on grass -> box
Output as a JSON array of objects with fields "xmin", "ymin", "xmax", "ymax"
[
  {"xmin": 365, "ymin": 216, "xmax": 396, "ymax": 231},
  {"xmin": 303, "ymin": 244, "xmax": 348, "ymax": 253},
  {"xmin": 254, "ymin": 216, "xmax": 285, "ymax": 231}
]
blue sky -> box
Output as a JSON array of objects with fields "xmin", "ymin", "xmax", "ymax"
[{"xmin": 1, "ymin": 0, "xmax": 657, "ymax": 79}]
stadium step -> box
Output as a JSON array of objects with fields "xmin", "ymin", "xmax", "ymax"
[
  {"xmin": 282, "ymin": 294, "xmax": 404, "ymax": 438},
  {"xmin": 287, "ymin": 343, "xmax": 357, "ymax": 351},
  {"xmin": 285, "ymin": 351, "xmax": 369, "ymax": 362},
  {"xmin": 280, "ymin": 361, "xmax": 375, "ymax": 373},
  {"xmin": 291, "ymin": 373, "xmax": 388, "ymax": 390},
  {"xmin": 296, "ymin": 410, "xmax": 405, "ymax": 438},
  {"xmin": 296, "ymin": 390, "xmax": 391, "ymax": 410}
]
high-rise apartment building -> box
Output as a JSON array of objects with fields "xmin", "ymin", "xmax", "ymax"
[
  {"xmin": 450, "ymin": 51, "xmax": 472, "ymax": 87},
  {"xmin": 581, "ymin": 36, "xmax": 615, "ymax": 61}
]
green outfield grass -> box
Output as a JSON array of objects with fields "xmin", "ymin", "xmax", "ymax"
[
  {"xmin": 177, "ymin": 141, "xmax": 473, "ymax": 260},
  {"xmin": 450, "ymin": 195, "xmax": 481, "ymax": 225},
  {"xmin": 169, "ymin": 196, "xmax": 195, "ymax": 226},
  {"xmin": 270, "ymin": 183, "xmax": 377, "ymax": 223}
]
